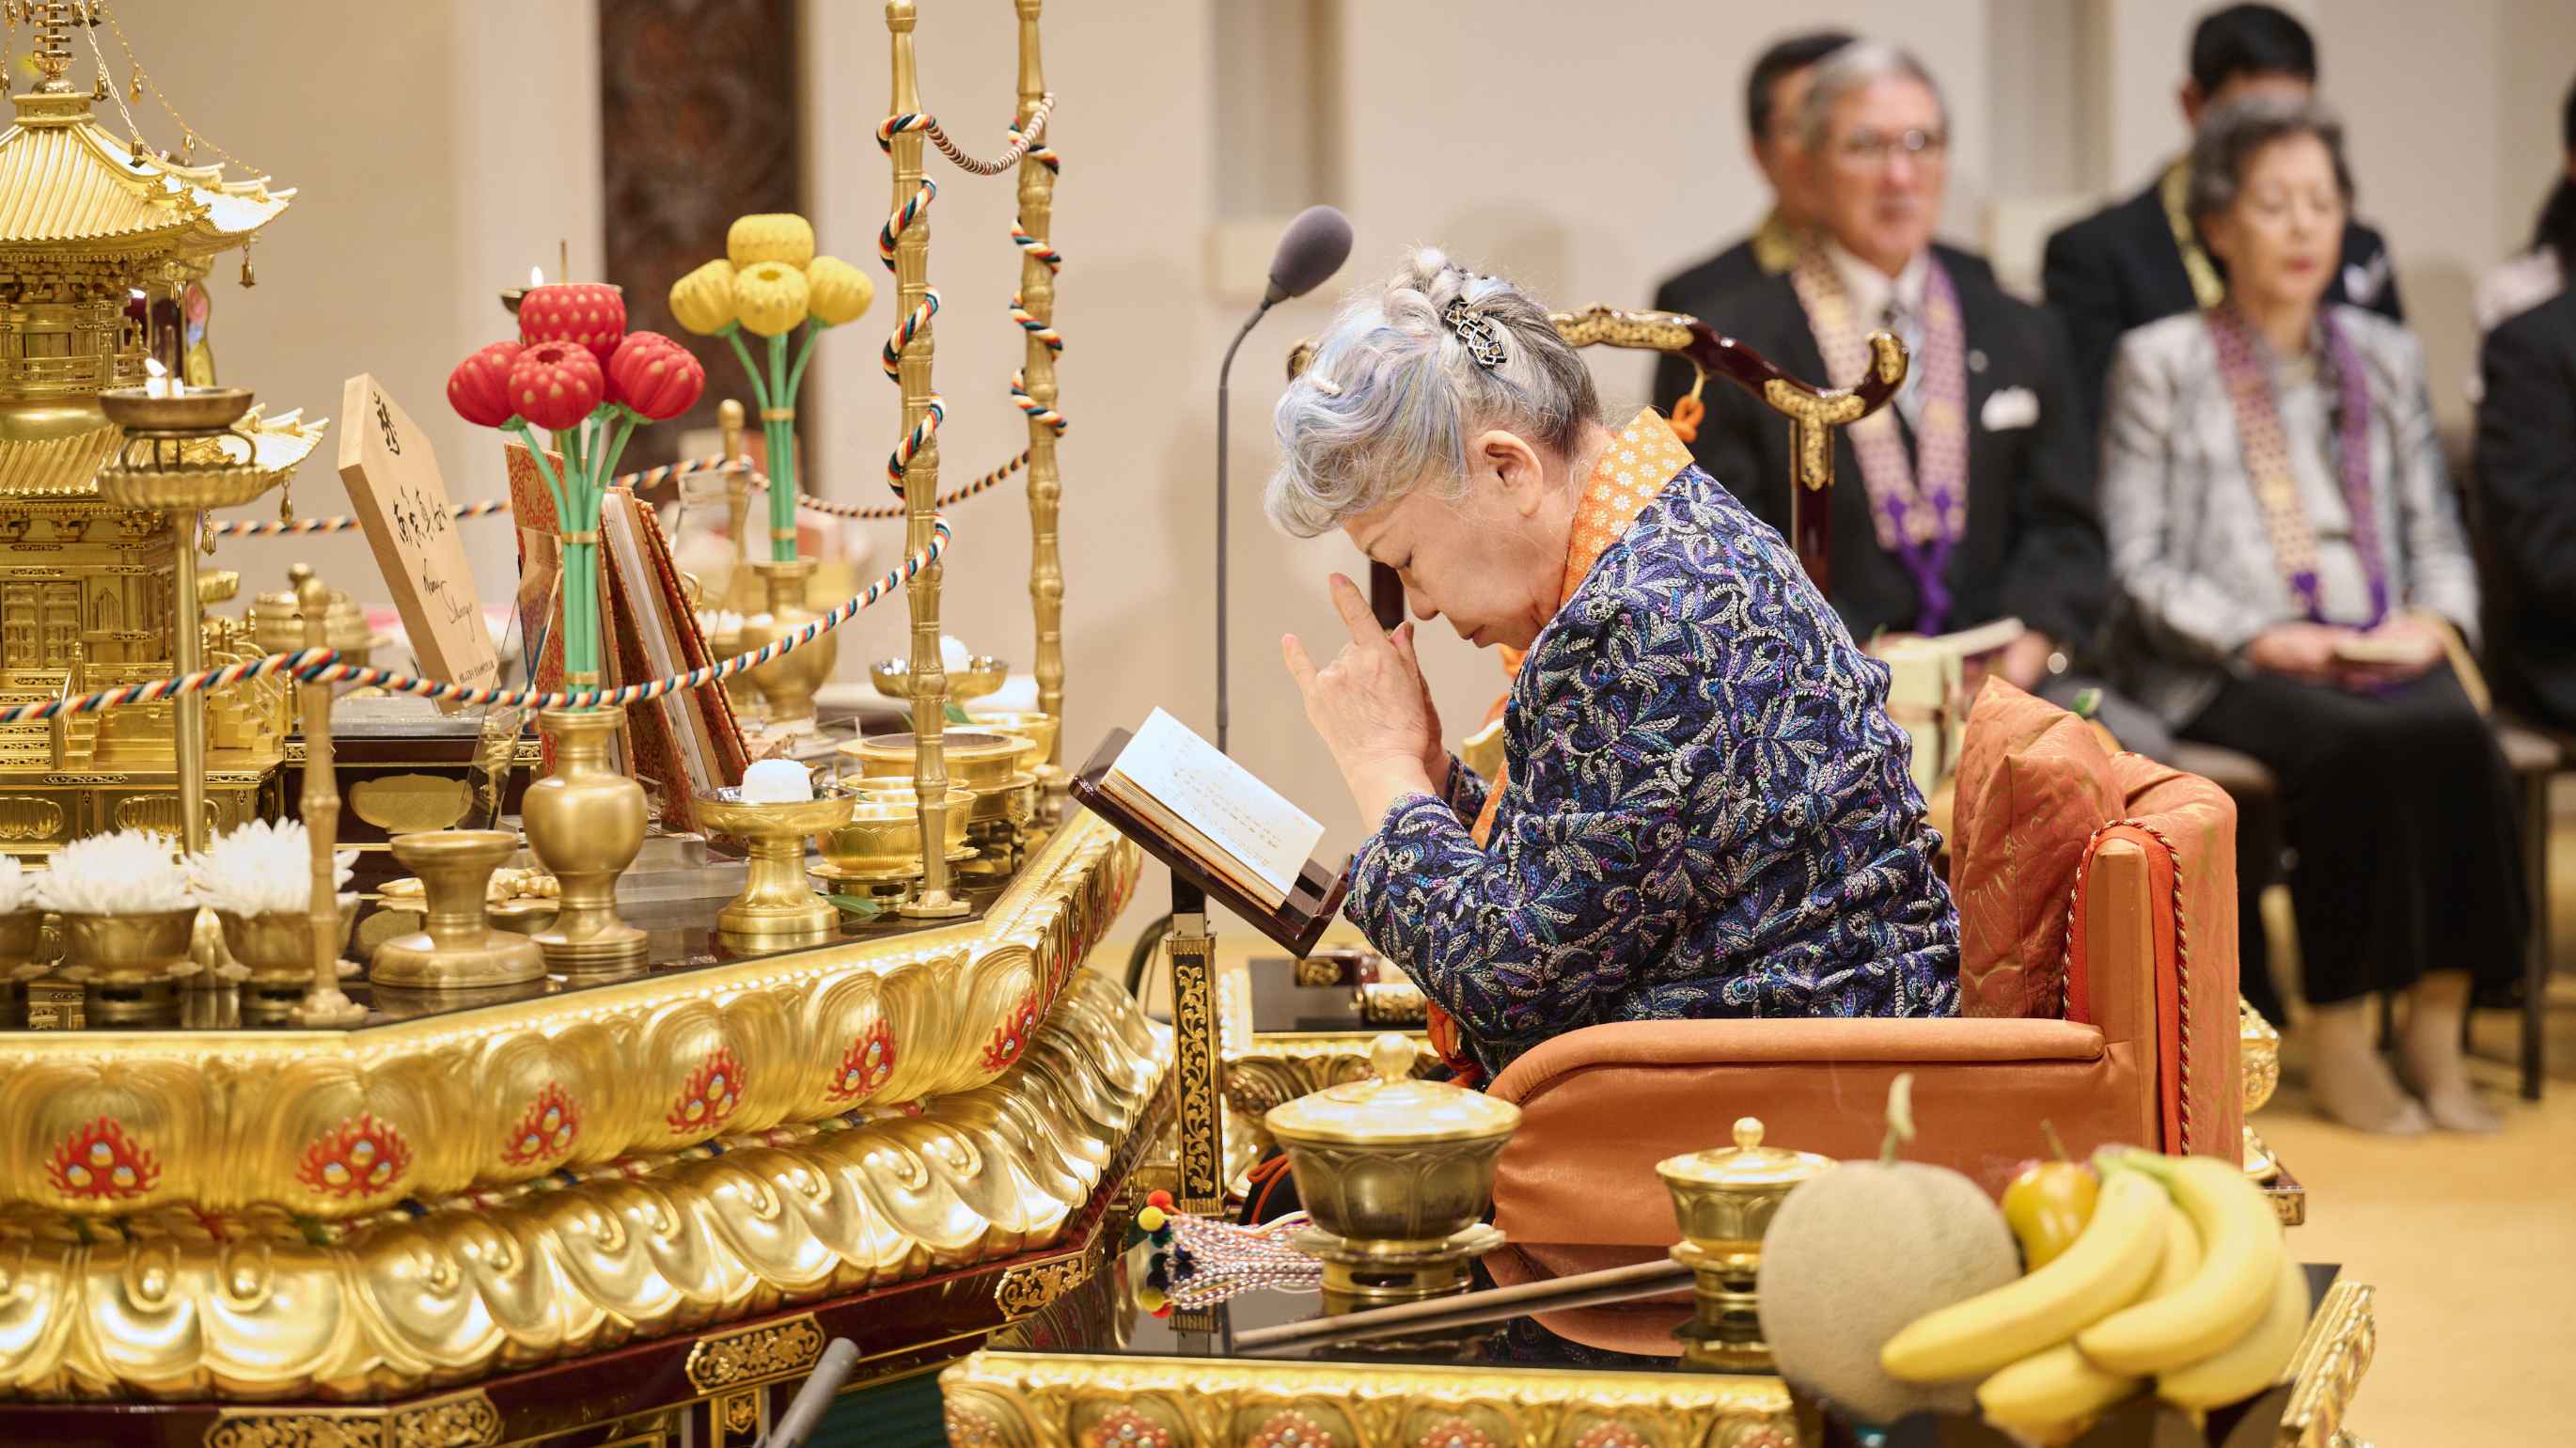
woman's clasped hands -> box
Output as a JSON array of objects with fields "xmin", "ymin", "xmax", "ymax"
[
  {"xmin": 2244, "ymin": 612, "xmax": 2448, "ymax": 691},
  {"xmin": 1282, "ymin": 573, "xmax": 1446, "ymax": 822}
]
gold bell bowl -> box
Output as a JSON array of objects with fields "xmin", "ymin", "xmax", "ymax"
[
  {"xmin": 870, "ymin": 654, "xmax": 1007, "ymax": 703},
  {"xmin": 815, "ymin": 783, "xmax": 974, "ymax": 876},
  {"xmin": 217, "ymin": 903, "xmax": 359, "ymax": 986},
  {"xmin": 697, "ymin": 788, "xmax": 856, "ymax": 940},
  {"xmin": 1264, "ymin": 1034, "xmax": 1522, "ymax": 1247}
]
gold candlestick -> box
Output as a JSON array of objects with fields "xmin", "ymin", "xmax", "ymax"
[
  {"xmin": 290, "ymin": 565, "xmax": 366, "ymax": 1026},
  {"xmin": 888, "ymin": 0, "xmax": 965, "ymax": 918},
  {"xmin": 1015, "ymin": 0, "xmax": 1066, "ymax": 792}
]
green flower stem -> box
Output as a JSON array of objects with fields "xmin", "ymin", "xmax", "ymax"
[
  {"xmin": 784, "ymin": 320, "xmax": 821, "ymax": 403},
  {"xmin": 724, "ymin": 326, "xmax": 772, "ymax": 412},
  {"xmin": 594, "ymin": 408, "xmax": 639, "ymax": 496},
  {"xmin": 766, "ymin": 330, "xmax": 796, "ymax": 561}
]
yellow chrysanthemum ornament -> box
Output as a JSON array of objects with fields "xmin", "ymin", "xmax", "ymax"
[
  {"xmin": 727, "ymin": 212, "xmax": 815, "ymax": 270},
  {"xmin": 667, "ymin": 259, "xmax": 738, "ymax": 336},
  {"xmin": 734, "ymin": 261, "xmax": 810, "ymax": 338},
  {"xmin": 805, "ymin": 256, "xmax": 874, "ymax": 327}
]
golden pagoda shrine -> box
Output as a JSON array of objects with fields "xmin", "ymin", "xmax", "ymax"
[{"xmin": 0, "ymin": 5, "xmax": 316, "ymax": 854}]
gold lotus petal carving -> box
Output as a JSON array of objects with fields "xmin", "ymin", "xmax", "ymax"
[
  {"xmin": 0, "ymin": 970, "xmax": 1170, "ymax": 1402},
  {"xmin": 0, "ymin": 816, "xmax": 1139, "ymax": 1218}
]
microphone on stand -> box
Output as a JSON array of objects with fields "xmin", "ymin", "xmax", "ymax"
[{"xmin": 1216, "ymin": 203, "xmax": 1353, "ymax": 754}]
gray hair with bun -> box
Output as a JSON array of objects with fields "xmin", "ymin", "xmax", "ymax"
[{"xmin": 1266, "ymin": 247, "xmax": 1600, "ymax": 538}]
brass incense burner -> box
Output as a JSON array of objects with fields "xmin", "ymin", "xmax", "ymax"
[
  {"xmin": 1656, "ymin": 1116, "xmax": 1836, "ymax": 1369},
  {"xmin": 1264, "ymin": 1032, "xmax": 1519, "ymax": 1303}
]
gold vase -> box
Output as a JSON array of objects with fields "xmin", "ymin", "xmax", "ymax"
[
  {"xmin": 739, "ymin": 558, "xmax": 836, "ymax": 727},
  {"xmin": 524, "ymin": 707, "xmax": 650, "ymax": 975},
  {"xmin": 370, "ymin": 829, "xmax": 546, "ymax": 990},
  {"xmin": 60, "ymin": 908, "xmax": 199, "ymax": 988},
  {"xmin": 218, "ymin": 903, "xmax": 359, "ymax": 987}
]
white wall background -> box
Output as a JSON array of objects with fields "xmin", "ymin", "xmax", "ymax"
[{"xmin": 102, "ymin": 0, "xmax": 2576, "ymax": 914}]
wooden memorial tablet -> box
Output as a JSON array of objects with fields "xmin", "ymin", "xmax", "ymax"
[{"xmin": 337, "ymin": 374, "xmax": 500, "ymax": 705}]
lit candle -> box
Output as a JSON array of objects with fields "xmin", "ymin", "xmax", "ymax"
[
  {"xmin": 529, "ymin": 264, "xmax": 544, "ymax": 288},
  {"xmin": 144, "ymin": 356, "xmax": 173, "ymax": 399}
]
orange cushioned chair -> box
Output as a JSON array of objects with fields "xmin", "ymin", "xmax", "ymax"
[{"xmin": 1480, "ymin": 685, "xmax": 2243, "ymax": 1347}]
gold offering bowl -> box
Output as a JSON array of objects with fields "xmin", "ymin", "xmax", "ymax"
[
  {"xmin": 1656, "ymin": 1116, "xmax": 1837, "ymax": 1370},
  {"xmin": 1265, "ymin": 1033, "xmax": 1522, "ymax": 1302},
  {"xmin": 969, "ymin": 709, "xmax": 1058, "ymax": 775},
  {"xmin": 369, "ymin": 830, "xmax": 546, "ymax": 991},
  {"xmin": 870, "ymin": 653, "xmax": 1008, "ymax": 703},
  {"xmin": 817, "ymin": 782, "xmax": 976, "ymax": 874},
  {"xmin": 59, "ymin": 908, "xmax": 199, "ymax": 988},
  {"xmin": 698, "ymin": 788, "xmax": 856, "ymax": 941},
  {"xmin": 97, "ymin": 386, "xmax": 256, "ymax": 433},
  {"xmin": 841, "ymin": 732, "xmax": 1031, "ymax": 827},
  {"xmin": 218, "ymin": 903, "xmax": 359, "ymax": 988},
  {"xmin": 94, "ymin": 387, "xmax": 275, "ymax": 512}
]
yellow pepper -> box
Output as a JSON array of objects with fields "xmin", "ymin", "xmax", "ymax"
[
  {"xmin": 728, "ymin": 212, "xmax": 815, "ymax": 270},
  {"xmin": 2001, "ymin": 1125, "xmax": 2099, "ymax": 1270},
  {"xmin": 805, "ymin": 255, "xmax": 874, "ymax": 326},
  {"xmin": 734, "ymin": 260, "xmax": 810, "ymax": 338},
  {"xmin": 668, "ymin": 259, "xmax": 738, "ymax": 335}
]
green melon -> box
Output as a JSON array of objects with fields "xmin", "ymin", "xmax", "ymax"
[{"xmin": 1755, "ymin": 1160, "xmax": 2020, "ymax": 1424}]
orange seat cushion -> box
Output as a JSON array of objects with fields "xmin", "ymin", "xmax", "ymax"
[{"xmin": 1949, "ymin": 681, "xmax": 2122, "ymax": 1019}]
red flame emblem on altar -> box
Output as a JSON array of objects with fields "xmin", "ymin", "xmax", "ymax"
[
  {"xmin": 297, "ymin": 1113, "xmax": 413, "ymax": 1199},
  {"xmin": 667, "ymin": 1046, "xmax": 746, "ymax": 1135},
  {"xmin": 825, "ymin": 1021, "xmax": 896, "ymax": 1103},
  {"xmin": 46, "ymin": 1117, "xmax": 160, "ymax": 1202},
  {"xmin": 980, "ymin": 994, "xmax": 1043, "ymax": 1073},
  {"xmin": 501, "ymin": 1081, "xmax": 582, "ymax": 1166}
]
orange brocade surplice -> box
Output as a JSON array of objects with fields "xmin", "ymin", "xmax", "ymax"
[{"xmin": 1423, "ymin": 410, "xmax": 1698, "ymax": 1081}]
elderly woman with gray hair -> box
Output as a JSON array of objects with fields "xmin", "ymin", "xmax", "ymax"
[
  {"xmin": 1268, "ymin": 247, "xmax": 1958, "ymax": 1086},
  {"xmin": 2100, "ymin": 97, "xmax": 2522, "ymax": 1134}
]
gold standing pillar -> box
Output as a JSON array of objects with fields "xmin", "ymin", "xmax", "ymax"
[
  {"xmin": 170, "ymin": 511, "xmax": 206, "ymax": 853},
  {"xmin": 291, "ymin": 564, "xmax": 366, "ymax": 1026},
  {"xmin": 1015, "ymin": 0, "xmax": 1065, "ymax": 770},
  {"xmin": 888, "ymin": 0, "xmax": 965, "ymax": 917}
]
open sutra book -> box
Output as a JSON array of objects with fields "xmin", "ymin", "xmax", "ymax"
[{"xmin": 1073, "ymin": 708, "xmax": 1348, "ymax": 955}]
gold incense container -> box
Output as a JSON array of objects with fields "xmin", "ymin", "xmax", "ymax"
[
  {"xmin": 1657, "ymin": 1117, "xmax": 1836, "ymax": 1370},
  {"xmin": 872, "ymin": 653, "xmax": 1007, "ymax": 703},
  {"xmin": 1265, "ymin": 1032, "xmax": 1520, "ymax": 1302},
  {"xmin": 369, "ymin": 829, "xmax": 544, "ymax": 991},
  {"xmin": 697, "ymin": 787, "xmax": 856, "ymax": 943}
]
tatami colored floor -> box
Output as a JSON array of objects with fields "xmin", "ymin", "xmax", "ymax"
[{"xmin": 2242, "ymin": 779, "xmax": 2576, "ymax": 1443}]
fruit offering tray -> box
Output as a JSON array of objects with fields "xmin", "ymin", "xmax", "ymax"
[{"xmin": 940, "ymin": 1246, "xmax": 2376, "ymax": 1448}]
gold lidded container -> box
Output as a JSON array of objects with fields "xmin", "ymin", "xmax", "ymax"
[
  {"xmin": 1656, "ymin": 1116, "xmax": 1836, "ymax": 1370},
  {"xmin": 1264, "ymin": 1032, "xmax": 1520, "ymax": 1303}
]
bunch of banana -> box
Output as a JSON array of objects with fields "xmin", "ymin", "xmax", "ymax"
[{"xmin": 1878, "ymin": 1147, "xmax": 2307, "ymax": 1440}]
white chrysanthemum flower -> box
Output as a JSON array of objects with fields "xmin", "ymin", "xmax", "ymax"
[
  {"xmin": 187, "ymin": 819, "xmax": 358, "ymax": 919},
  {"xmin": 37, "ymin": 830, "xmax": 196, "ymax": 915},
  {"xmin": 0, "ymin": 855, "xmax": 34, "ymax": 914}
]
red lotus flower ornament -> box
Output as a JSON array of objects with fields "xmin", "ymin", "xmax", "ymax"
[
  {"xmin": 518, "ymin": 281, "xmax": 627, "ymax": 360},
  {"xmin": 447, "ymin": 339, "xmax": 523, "ymax": 427},
  {"xmin": 510, "ymin": 340, "xmax": 605, "ymax": 432},
  {"xmin": 607, "ymin": 331, "xmax": 706, "ymax": 421}
]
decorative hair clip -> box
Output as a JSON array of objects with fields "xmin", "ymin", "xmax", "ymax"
[
  {"xmin": 1443, "ymin": 300, "xmax": 1508, "ymax": 370},
  {"xmin": 1308, "ymin": 372, "xmax": 1343, "ymax": 397}
]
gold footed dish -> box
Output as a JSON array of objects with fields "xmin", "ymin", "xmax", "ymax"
[
  {"xmin": 697, "ymin": 788, "xmax": 857, "ymax": 941},
  {"xmin": 369, "ymin": 829, "xmax": 546, "ymax": 991},
  {"xmin": 740, "ymin": 557, "xmax": 836, "ymax": 727},
  {"xmin": 873, "ymin": 653, "xmax": 1007, "ymax": 703},
  {"xmin": 524, "ymin": 706, "xmax": 650, "ymax": 975}
]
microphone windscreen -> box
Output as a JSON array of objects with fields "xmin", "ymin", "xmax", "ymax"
[{"xmin": 1264, "ymin": 205, "xmax": 1354, "ymax": 305}]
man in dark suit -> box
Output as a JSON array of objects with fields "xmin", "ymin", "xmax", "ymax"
[
  {"xmin": 2474, "ymin": 287, "xmax": 2576, "ymax": 731},
  {"xmin": 2043, "ymin": 3, "xmax": 2404, "ymax": 427},
  {"xmin": 1680, "ymin": 42, "xmax": 2104, "ymax": 697},
  {"xmin": 1647, "ymin": 28, "xmax": 1852, "ymax": 413}
]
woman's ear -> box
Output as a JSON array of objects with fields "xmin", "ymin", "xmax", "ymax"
[
  {"xmin": 1469, "ymin": 430, "xmax": 1548, "ymax": 518},
  {"xmin": 2198, "ymin": 210, "xmax": 2237, "ymax": 269}
]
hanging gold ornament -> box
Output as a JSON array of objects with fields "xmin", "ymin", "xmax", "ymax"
[
  {"xmin": 127, "ymin": 71, "xmax": 137, "ymax": 101},
  {"xmin": 127, "ymin": 131, "xmax": 142, "ymax": 165},
  {"xmin": 181, "ymin": 131, "xmax": 195, "ymax": 161},
  {"xmin": 88, "ymin": 72, "xmax": 102, "ymax": 100},
  {"xmin": 239, "ymin": 242, "xmax": 255, "ymax": 289}
]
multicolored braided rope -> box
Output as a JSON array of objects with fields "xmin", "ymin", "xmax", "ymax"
[
  {"xmin": 208, "ymin": 498, "xmax": 515, "ymax": 539},
  {"xmin": 1009, "ymin": 143, "xmax": 1067, "ymax": 438},
  {"xmin": 881, "ymin": 93, "xmax": 1055, "ymax": 178},
  {"xmin": 0, "ymin": 515, "xmax": 950, "ymax": 724}
]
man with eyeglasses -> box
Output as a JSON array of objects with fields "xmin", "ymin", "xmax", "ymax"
[
  {"xmin": 2043, "ymin": 3, "xmax": 2404, "ymax": 429},
  {"xmin": 1679, "ymin": 41, "xmax": 2112, "ymax": 718}
]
